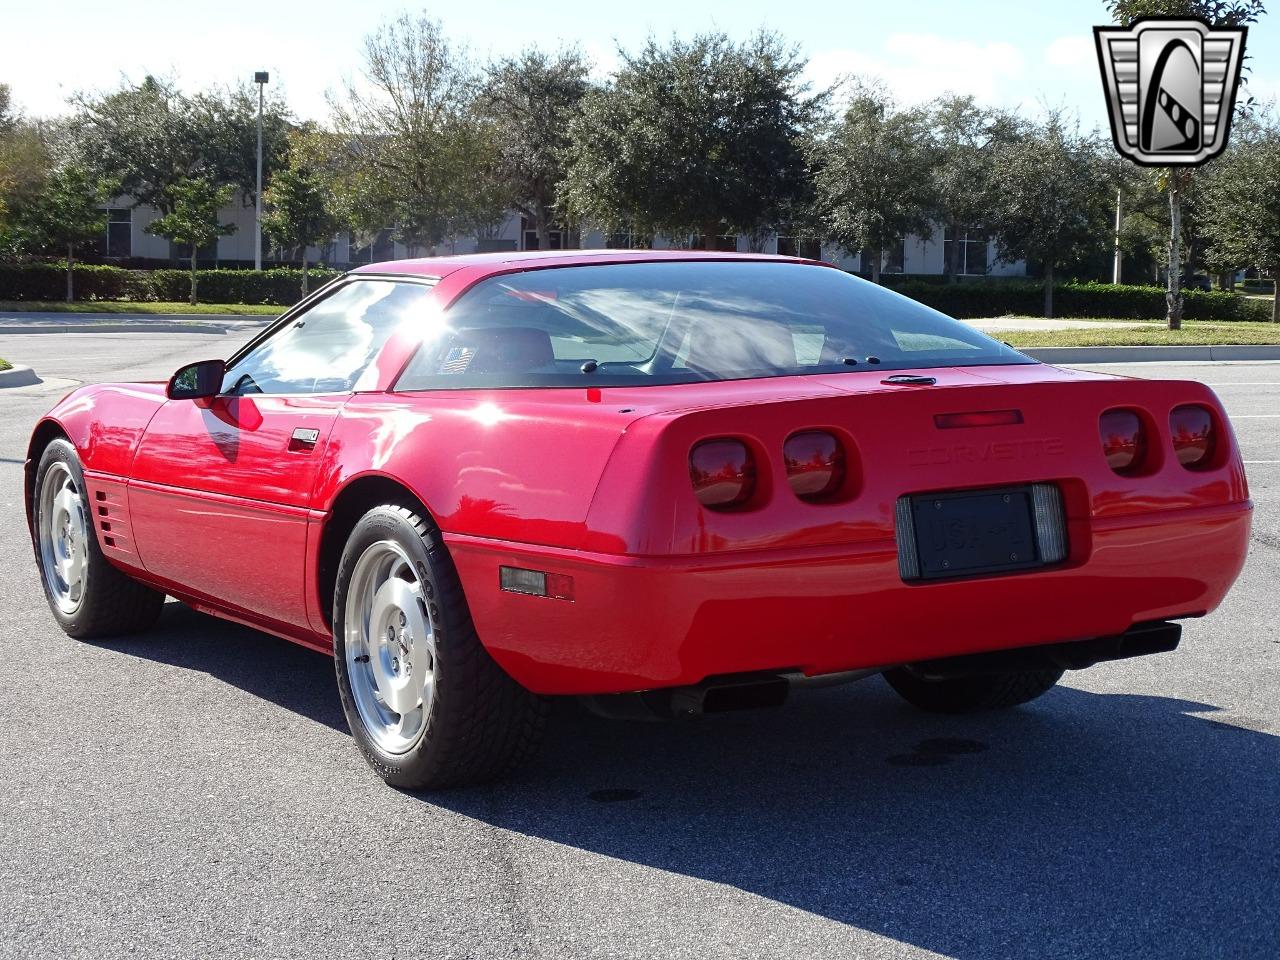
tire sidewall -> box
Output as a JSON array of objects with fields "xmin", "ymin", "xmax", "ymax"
[
  {"xmin": 32, "ymin": 439, "xmax": 96, "ymax": 634},
  {"xmin": 333, "ymin": 505, "xmax": 446, "ymax": 784}
]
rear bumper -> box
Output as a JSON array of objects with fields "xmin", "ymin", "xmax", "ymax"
[{"xmin": 445, "ymin": 500, "xmax": 1252, "ymax": 695}]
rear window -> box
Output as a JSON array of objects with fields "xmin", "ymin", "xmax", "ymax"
[{"xmin": 395, "ymin": 261, "xmax": 1030, "ymax": 390}]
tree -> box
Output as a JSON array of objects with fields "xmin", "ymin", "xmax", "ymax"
[
  {"xmin": 67, "ymin": 77, "xmax": 291, "ymax": 221},
  {"xmin": 21, "ymin": 164, "xmax": 117, "ymax": 301},
  {"xmin": 813, "ymin": 81, "xmax": 936, "ymax": 283},
  {"xmin": 261, "ymin": 134, "xmax": 342, "ymax": 294},
  {"xmin": 1200, "ymin": 120, "xmax": 1280, "ymax": 320},
  {"xmin": 479, "ymin": 47, "xmax": 589, "ymax": 249},
  {"xmin": 1106, "ymin": 0, "xmax": 1268, "ymax": 328},
  {"xmin": 145, "ymin": 178, "xmax": 236, "ymax": 304},
  {"xmin": 990, "ymin": 112, "xmax": 1113, "ymax": 317},
  {"xmin": 928, "ymin": 95, "xmax": 1018, "ymax": 282},
  {"xmin": 0, "ymin": 84, "xmax": 16, "ymax": 138},
  {"xmin": 561, "ymin": 31, "xmax": 822, "ymax": 247},
  {"xmin": 328, "ymin": 13, "xmax": 495, "ymax": 255},
  {"xmin": 0, "ymin": 88, "xmax": 52, "ymax": 255},
  {"xmin": 189, "ymin": 84, "xmax": 293, "ymax": 205}
]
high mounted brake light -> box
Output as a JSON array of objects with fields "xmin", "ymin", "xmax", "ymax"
[{"xmin": 934, "ymin": 410, "xmax": 1024, "ymax": 429}]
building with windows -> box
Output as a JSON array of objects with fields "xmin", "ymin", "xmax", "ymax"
[{"xmin": 95, "ymin": 194, "xmax": 1027, "ymax": 279}]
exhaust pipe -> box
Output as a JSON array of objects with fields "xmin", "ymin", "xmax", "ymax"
[
  {"xmin": 580, "ymin": 671, "xmax": 794, "ymax": 720},
  {"xmin": 906, "ymin": 620, "xmax": 1182, "ymax": 681}
]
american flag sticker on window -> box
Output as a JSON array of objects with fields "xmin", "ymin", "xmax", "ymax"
[{"xmin": 438, "ymin": 346, "xmax": 476, "ymax": 374}]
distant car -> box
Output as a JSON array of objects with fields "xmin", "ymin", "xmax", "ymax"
[
  {"xmin": 27, "ymin": 251, "xmax": 1252, "ymax": 788},
  {"xmin": 1182, "ymin": 275, "xmax": 1213, "ymax": 291}
]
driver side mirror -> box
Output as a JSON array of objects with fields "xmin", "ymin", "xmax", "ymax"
[{"xmin": 166, "ymin": 359, "xmax": 226, "ymax": 400}]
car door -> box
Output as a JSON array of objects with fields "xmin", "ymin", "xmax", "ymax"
[{"xmin": 128, "ymin": 278, "xmax": 436, "ymax": 631}]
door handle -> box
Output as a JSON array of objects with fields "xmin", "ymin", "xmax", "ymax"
[{"xmin": 289, "ymin": 427, "xmax": 320, "ymax": 451}]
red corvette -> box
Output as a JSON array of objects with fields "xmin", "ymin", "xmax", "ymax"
[{"xmin": 27, "ymin": 251, "xmax": 1251, "ymax": 788}]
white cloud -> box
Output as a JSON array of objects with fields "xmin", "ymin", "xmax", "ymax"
[
  {"xmin": 807, "ymin": 32, "xmax": 1025, "ymax": 107},
  {"xmin": 1046, "ymin": 35, "xmax": 1095, "ymax": 69}
]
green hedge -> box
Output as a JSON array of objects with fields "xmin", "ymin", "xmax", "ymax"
[
  {"xmin": 0, "ymin": 263, "xmax": 341, "ymax": 305},
  {"xmin": 0, "ymin": 262, "xmax": 1270, "ymax": 320},
  {"xmin": 890, "ymin": 279, "xmax": 1272, "ymax": 322}
]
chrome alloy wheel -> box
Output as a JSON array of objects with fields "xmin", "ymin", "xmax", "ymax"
[
  {"xmin": 343, "ymin": 540, "xmax": 438, "ymax": 755},
  {"xmin": 37, "ymin": 462, "xmax": 89, "ymax": 615}
]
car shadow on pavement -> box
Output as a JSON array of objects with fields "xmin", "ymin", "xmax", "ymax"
[
  {"xmin": 118, "ymin": 601, "xmax": 1277, "ymax": 959},
  {"xmin": 103, "ymin": 600, "xmax": 350, "ymax": 734}
]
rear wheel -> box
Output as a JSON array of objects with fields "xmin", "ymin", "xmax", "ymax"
[
  {"xmin": 32, "ymin": 439, "xmax": 164, "ymax": 638},
  {"xmin": 333, "ymin": 503, "xmax": 547, "ymax": 789},
  {"xmin": 882, "ymin": 665, "xmax": 1063, "ymax": 714}
]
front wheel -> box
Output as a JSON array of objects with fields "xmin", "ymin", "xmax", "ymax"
[
  {"xmin": 882, "ymin": 665, "xmax": 1063, "ymax": 714},
  {"xmin": 32, "ymin": 439, "xmax": 165, "ymax": 638},
  {"xmin": 333, "ymin": 503, "xmax": 547, "ymax": 789}
]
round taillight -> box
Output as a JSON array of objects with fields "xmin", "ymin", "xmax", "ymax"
[
  {"xmin": 783, "ymin": 430, "xmax": 846, "ymax": 501},
  {"xmin": 1169, "ymin": 404, "xmax": 1216, "ymax": 469},
  {"xmin": 1099, "ymin": 409, "xmax": 1147, "ymax": 475},
  {"xmin": 689, "ymin": 438, "xmax": 756, "ymax": 509}
]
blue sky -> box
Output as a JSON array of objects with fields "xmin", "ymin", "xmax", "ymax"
[{"xmin": 8, "ymin": 0, "xmax": 1279, "ymax": 132}]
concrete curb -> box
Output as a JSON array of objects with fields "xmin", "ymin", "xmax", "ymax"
[
  {"xmin": 0, "ymin": 364, "xmax": 41, "ymax": 388},
  {"xmin": 1024, "ymin": 344, "xmax": 1280, "ymax": 364}
]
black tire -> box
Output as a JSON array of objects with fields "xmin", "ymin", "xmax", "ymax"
[
  {"xmin": 31, "ymin": 438, "xmax": 165, "ymax": 639},
  {"xmin": 333, "ymin": 503, "xmax": 548, "ymax": 789},
  {"xmin": 882, "ymin": 665, "xmax": 1063, "ymax": 714}
]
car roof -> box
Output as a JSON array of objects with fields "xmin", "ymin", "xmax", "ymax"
[{"xmin": 349, "ymin": 248, "xmax": 821, "ymax": 281}]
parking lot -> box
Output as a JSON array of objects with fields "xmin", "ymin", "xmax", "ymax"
[{"xmin": 0, "ymin": 330, "xmax": 1277, "ymax": 960}]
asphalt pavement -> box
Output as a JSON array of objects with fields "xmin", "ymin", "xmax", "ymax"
[{"xmin": 0, "ymin": 330, "xmax": 1277, "ymax": 960}]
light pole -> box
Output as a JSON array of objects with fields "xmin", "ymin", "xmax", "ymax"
[
  {"xmin": 1113, "ymin": 187, "xmax": 1123, "ymax": 285},
  {"xmin": 254, "ymin": 70, "xmax": 269, "ymax": 271}
]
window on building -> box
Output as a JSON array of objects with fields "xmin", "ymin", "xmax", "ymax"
[
  {"xmin": 943, "ymin": 228, "xmax": 990, "ymax": 276},
  {"xmin": 776, "ymin": 236, "xmax": 822, "ymax": 260},
  {"xmin": 522, "ymin": 216, "xmax": 567, "ymax": 251},
  {"xmin": 172, "ymin": 236, "xmax": 218, "ymax": 264},
  {"xmin": 883, "ymin": 240, "xmax": 906, "ymax": 274},
  {"xmin": 690, "ymin": 235, "xmax": 739, "ymax": 252},
  {"xmin": 98, "ymin": 208, "xmax": 132, "ymax": 258}
]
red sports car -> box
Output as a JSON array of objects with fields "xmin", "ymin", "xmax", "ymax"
[{"xmin": 27, "ymin": 251, "xmax": 1252, "ymax": 788}]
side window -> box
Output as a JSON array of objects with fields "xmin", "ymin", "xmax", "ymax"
[{"xmin": 222, "ymin": 280, "xmax": 433, "ymax": 395}]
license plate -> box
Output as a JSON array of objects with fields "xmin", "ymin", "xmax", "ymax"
[{"xmin": 909, "ymin": 487, "xmax": 1042, "ymax": 580}]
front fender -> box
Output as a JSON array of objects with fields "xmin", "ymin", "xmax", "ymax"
[{"xmin": 24, "ymin": 383, "xmax": 168, "ymax": 531}]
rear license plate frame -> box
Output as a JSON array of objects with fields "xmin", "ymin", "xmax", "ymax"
[{"xmin": 908, "ymin": 486, "xmax": 1044, "ymax": 581}]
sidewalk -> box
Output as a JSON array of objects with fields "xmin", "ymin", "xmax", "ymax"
[
  {"xmin": 964, "ymin": 317, "xmax": 1146, "ymax": 332},
  {"xmin": 0, "ymin": 312, "xmax": 276, "ymax": 335}
]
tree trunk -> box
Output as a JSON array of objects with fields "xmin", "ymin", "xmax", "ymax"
[
  {"xmin": 1273, "ymin": 280, "xmax": 1279, "ymax": 323},
  {"xmin": 302, "ymin": 256, "xmax": 309, "ymax": 295},
  {"xmin": 535, "ymin": 210, "xmax": 550, "ymax": 252},
  {"xmin": 1167, "ymin": 172, "xmax": 1184, "ymax": 330},
  {"xmin": 702, "ymin": 221, "xmax": 719, "ymax": 251},
  {"xmin": 190, "ymin": 249, "xmax": 198, "ymax": 306},
  {"xmin": 66, "ymin": 244, "xmax": 74, "ymax": 303},
  {"xmin": 871, "ymin": 245, "xmax": 882, "ymax": 284},
  {"xmin": 1044, "ymin": 263, "xmax": 1054, "ymax": 319},
  {"xmin": 945, "ymin": 223, "xmax": 959, "ymax": 283}
]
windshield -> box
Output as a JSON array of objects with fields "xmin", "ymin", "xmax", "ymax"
[{"xmin": 395, "ymin": 260, "xmax": 1031, "ymax": 390}]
